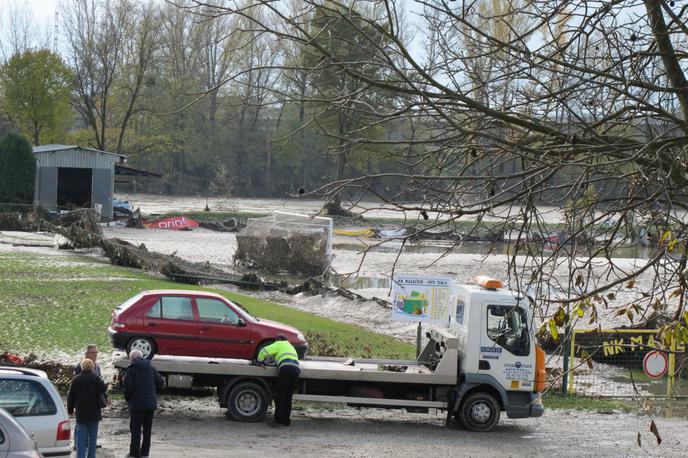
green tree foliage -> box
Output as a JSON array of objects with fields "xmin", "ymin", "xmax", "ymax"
[
  {"xmin": 297, "ymin": 3, "xmax": 397, "ymax": 213},
  {"xmin": 0, "ymin": 50, "xmax": 73, "ymax": 145},
  {"xmin": 0, "ymin": 131, "xmax": 35, "ymax": 203}
]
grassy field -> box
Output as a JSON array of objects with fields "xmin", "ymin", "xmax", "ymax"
[
  {"xmin": 0, "ymin": 251, "xmax": 413, "ymax": 359},
  {"xmin": 542, "ymin": 392, "xmax": 631, "ymax": 411}
]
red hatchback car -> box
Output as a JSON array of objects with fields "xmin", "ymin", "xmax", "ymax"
[{"xmin": 108, "ymin": 290, "xmax": 308, "ymax": 360}]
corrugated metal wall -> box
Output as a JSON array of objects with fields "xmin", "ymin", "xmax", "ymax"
[
  {"xmin": 33, "ymin": 147, "xmax": 121, "ymax": 220},
  {"xmin": 92, "ymin": 168, "xmax": 113, "ymax": 219},
  {"xmin": 35, "ymin": 167, "xmax": 58, "ymax": 207},
  {"xmin": 35, "ymin": 148, "xmax": 120, "ymax": 170}
]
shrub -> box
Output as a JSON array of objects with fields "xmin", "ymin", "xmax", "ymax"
[{"xmin": 0, "ymin": 132, "xmax": 35, "ymax": 203}]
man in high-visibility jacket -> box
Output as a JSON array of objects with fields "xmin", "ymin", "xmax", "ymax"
[{"xmin": 257, "ymin": 334, "xmax": 300, "ymax": 426}]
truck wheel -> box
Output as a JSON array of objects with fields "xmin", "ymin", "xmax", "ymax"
[
  {"xmin": 127, "ymin": 337, "xmax": 156, "ymax": 359},
  {"xmin": 459, "ymin": 392, "xmax": 500, "ymax": 432},
  {"xmin": 226, "ymin": 381, "xmax": 268, "ymax": 422}
]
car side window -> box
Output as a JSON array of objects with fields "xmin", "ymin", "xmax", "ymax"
[
  {"xmin": 146, "ymin": 300, "xmax": 161, "ymax": 318},
  {"xmin": 196, "ymin": 298, "xmax": 239, "ymax": 324},
  {"xmin": 147, "ymin": 297, "xmax": 194, "ymax": 321},
  {"xmin": 486, "ymin": 305, "xmax": 530, "ymax": 356},
  {"xmin": 0, "ymin": 378, "xmax": 57, "ymax": 417}
]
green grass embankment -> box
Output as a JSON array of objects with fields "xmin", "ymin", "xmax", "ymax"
[
  {"xmin": 542, "ymin": 392, "xmax": 631, "ymax": 411},
  {"xmin": 0, "ymin": 252, "xmax": 413, "ymax": 359}
]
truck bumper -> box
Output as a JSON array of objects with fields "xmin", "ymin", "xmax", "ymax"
[{"xmin": 505, "ymin": 393, "xmax": 544, "ymax": 418}]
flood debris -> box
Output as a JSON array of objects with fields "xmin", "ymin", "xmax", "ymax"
[
  {"xmin": 34, "ymin": 209, "xmax": 253, "ymax": 288},
  {"xmin": 285, "ymin": 277, "xmax": 391, "ymax": 308},
  {"xmin": 235, "ymin": 213, "xmax": 332, "ymax": 276},
  {"xmin": 198, "ymin": 217, "xmax": 241, "ymax": 232},
  {"xmin": 144, "ymin": 215, "xmax": 200, "ymax": 230}
]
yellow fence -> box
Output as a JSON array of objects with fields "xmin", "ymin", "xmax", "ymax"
[{"xmin": 567, "ymin": 329, "xmax": 687, "ymax": 398}]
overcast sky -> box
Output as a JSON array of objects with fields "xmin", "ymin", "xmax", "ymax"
[{"xmin": 0, "ymin": 0, "xmax": 59, "ymax": 23}]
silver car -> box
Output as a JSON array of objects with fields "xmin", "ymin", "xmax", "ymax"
[
  {"xmin": 0, "ymin": 408, "xmax": 41, "ymax": 458},
  {"xmin": 0, "ymin": 367, "xmax": 71, "ymax": 457}
]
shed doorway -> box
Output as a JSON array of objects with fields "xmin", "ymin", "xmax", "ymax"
[{"xmin": 57, "ymin": 167, "xmax": 92, "ymax": 208}]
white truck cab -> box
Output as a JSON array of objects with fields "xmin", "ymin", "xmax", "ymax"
[{"xmin": 444, "ymin": 278, "xmax": 545, "ymax": 426}]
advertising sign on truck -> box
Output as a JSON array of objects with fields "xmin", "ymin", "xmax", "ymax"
[{"xmin": 390, "ymin": 275, "xmax": 452, "ymax": 322}]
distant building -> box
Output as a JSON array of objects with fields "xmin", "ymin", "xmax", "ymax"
[{"xmin": 32, "ymin": 144, "xmax": 126, "ymax": 220}]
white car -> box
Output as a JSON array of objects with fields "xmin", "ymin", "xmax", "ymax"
[
  {"xmin": 0, "ymin": 367, "xmax": 71, "ymax": 457},
  {"xmin": 0, "ymin": 408, "xmax": 41, "ymax": 458}
]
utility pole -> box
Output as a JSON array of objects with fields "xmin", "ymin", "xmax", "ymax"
[{"xmin": 53, "ymin": 10, "xmax": 59, "ymax": 53}]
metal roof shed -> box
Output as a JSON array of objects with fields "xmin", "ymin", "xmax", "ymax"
[{"xmin": 32, "ymin": 144, "xmax": 126, "ymax": 220}]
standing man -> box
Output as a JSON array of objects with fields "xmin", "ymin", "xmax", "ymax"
[
  {"xmin": 67, "ymin": 359, "xmax": 108, "ymax": 458},
  {"xmin": 74, "ymin": 344, "xmax": 101, "ymax": 377},
  {"xmin": 257, "ymin": 335, "xmax": 300, "ymax": 426},
  {"xmin": 122, "ymin": 350, "xmax": 164, "ymax": 458}
]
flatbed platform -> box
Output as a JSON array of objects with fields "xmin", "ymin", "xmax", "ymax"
[{"xmin": 112, "ymin": 352, "xmax": 451, "ymax": 385}]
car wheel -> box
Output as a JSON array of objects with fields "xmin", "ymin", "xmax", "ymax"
[
  {"xmin": 127, "ymin": 337, "xmax": 156, "ymax": 359},
  {"xmin": 226, "ymin": 381, "xmax": 268, "ymax": 422},
  {"xmin": 459, "ymin": 392, "xmax": 500, "ymax": 432},
  {"xmin": 255, "ymin": 340, "xmax": 274, "ymax": 360}
]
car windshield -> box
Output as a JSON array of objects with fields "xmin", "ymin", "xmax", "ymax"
[{"xmin": 231, "ymin": 300, "xmax": 258, "ymax": 321}]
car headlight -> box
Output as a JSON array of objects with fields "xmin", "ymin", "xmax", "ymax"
[{"xmin": 296, "ymin": 333, "xmax": 306, "ymax": 343}]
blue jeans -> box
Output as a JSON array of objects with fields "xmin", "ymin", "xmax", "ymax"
[{"xmin": 75, "ymin": 421, "xmax": 99, "ymax": 458}]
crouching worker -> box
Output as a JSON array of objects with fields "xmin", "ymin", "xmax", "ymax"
[{"xmin": 257, "ymin": 335, "xmax": 300, "ymax": 426}]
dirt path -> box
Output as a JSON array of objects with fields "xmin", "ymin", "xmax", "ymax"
[{"xmin": 91, "ymin": 397, "xmax": 685, "ymax": 457}]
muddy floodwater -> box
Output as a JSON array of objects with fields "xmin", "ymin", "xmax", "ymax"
[
  {"xmin": 118, "ymin": 193, "xmax": 573, "ymax": 223},
  {"xmin": 102, "ymin": 194, "xmax": 660, "ymax": 338}
]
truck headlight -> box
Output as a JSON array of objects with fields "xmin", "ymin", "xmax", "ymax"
[{"xmin": 297, "ymin": 333, "xmax": 306, "ymax": 342}]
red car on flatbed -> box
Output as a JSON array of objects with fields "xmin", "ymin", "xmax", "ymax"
[{"xmin": 108, "ymin": 290, "xmax": 308, "ymax": 360}]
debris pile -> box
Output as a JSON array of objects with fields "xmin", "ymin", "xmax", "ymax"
[{"xmin": 235, "ymin": 213, "xmax": 332, "ymax": 276}]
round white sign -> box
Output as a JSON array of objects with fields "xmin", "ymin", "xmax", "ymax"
[{"xmin": 643, "ymin": 351, "xmax": 668, "ymax": 379}]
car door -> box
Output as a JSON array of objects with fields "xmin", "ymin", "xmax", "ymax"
[
  {"xmin": 195, "ymin": 297, "xmax": 253, "ymax": 359},
  {"xmin": 144, "ymin": 295, "xmax": 199, "ymax": 356},
  {"xmin": 0, "ymin": 421, "xmax": 8, "ymax": 457},
  {"xmin": 480, "ymin": 302, "xmax": 534, "ymax": 392}
]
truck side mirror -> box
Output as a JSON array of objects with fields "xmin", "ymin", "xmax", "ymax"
[{"xmin": 237, "ymin": 318, "xmax": 247, "ymax": 327}]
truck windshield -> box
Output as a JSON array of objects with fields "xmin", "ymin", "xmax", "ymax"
[{"xmin": 486, "ymin": 305, "xmax": 529, "ymax": 356}]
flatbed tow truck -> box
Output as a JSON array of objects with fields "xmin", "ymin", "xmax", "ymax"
[{"xmin": 112, "ymin": 279, "xmax": 546, "ymax": 432}]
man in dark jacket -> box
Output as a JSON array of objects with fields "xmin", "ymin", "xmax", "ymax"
[
  {"xmin": 122, "ymin": 350, "xmax": 165, "ymax": 458},
  {"xmin": 67, "ymin": 359, "xmax": 108, "ymax": 458}
]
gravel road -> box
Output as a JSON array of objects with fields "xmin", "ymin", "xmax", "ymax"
[{"xmin": 90, "ymin": 397, "xmax": 685, "ymax": 457}]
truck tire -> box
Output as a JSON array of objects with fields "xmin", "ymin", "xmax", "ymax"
[
  {"xmin": 459, "ymin": 392, "xmax": 500, "ymax": 432},
  {"xmin": 127, "ymin": 337, "xmax": 156, "ymax": 360},
  {"xmin": 226, "ymin": 381, "xmax": 268, "ymax": 422}
]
